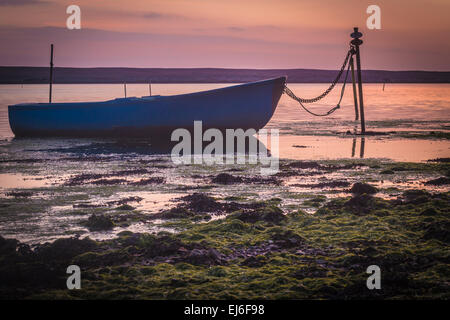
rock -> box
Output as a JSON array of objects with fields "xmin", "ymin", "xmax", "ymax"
[
  {"xmin": 349, "ymin": 182, "xmax": 378, "ymax": 195},
  {"xmin": 72, "ymin": 250, "xmax": 130, "ymax": 268},
  {"xmin": 286, "ymin": 161, "xmax": 322, "ymax": 169},
  {"xmin": 345, "ymin": 194, "xmax": 374, "ymax": 210},
  {"xmin": 292, "ymin": 180, "xmax": 350, "ymax": 189},
  {"xmin": 108, "ymin": 196, "xmax": 143, "ymax": 206},
  {"xmin": 0, "ymin": 236, "xmax": 21, "ymax": 256},
  {"xmin": 420, "ymin": 208, "xmax": 437, "ymax": 216},
  {"xmin": 232, "ymin": 206, "xmax": 286, "ymax": 224},
  {"xmin": 361, "ymin": 246, "xmax": 378, "ymax": 256},
  {"xmin": 155, "ymin": 207, "xmax": 195, "ymax": 219},
  {"xmin": 424, "ymin": 177, "xmax": 450, "ymax": 186},
  {"xmin": 130, "ymin": 177, "xmax": 165, "ymax": 185},
  {"xmin": 84, "ymin": 214, "xmax": 114, "ymax": 231},
  {"xmin": 211, "ymin": 173, "xmax": 243, "ymax": 184},
  {"xmin": 241, "ymin": 255, "xmax": 267, "ymax": 268},
  {"xmin": 5, "ymin": 191, "xmax": 33, "ymax": 198},
  {"xmin": 34, "ymin": 237, "xmax": 97, "ymax": 262},
  {"xmin": 402, "ymin": 189, "xmax": 431, "ymax": 204},
  {"xmin": 422, "ymin": 222, "xmax": 450, "ymax": 243},
  {"xmin": 185, "ymin": 248, "xmax": 224, "ymax": 266},
  {"xmin": 116, "ymin": 204, "xmax": 135, "ymax": 210},
  {"xmin": 207, "ymin": 266, "xmax": 228, "ymax": 277},
  {"xmin": 143, "ymin": 235, "xmax": 184, "ymax": 258},
  {"xmin": 178, "ymin": 193, "xmax": 223, "ymax": 213},
  {"xmin": 427, "ymin": 158, "xmax": 450, "ymax": 163},
  {"xmin": 291, "ymin": 265, "xmax": 327, "ymax": 279},
  {"xmin": 91, "ymin": 178, "xmax": 127, "ymax": 185},
  {"xmin": 270, "ymin": 230, "xmax": 305, "ymax": 248}
]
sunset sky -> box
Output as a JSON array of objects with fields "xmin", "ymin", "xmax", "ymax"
[{"xmin": 0, "ymin": 0, "xmax": 449, "ymax": 70}]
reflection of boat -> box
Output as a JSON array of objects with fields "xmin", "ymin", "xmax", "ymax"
[
  {"xmin": 7, "ymin": 135, "xmax": 271, "ymax": 156},
  {"xmin": 8, "ymin": 77, "xmax": 286, "ymax": 138}
]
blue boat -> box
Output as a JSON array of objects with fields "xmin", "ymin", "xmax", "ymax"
[{"xmin": 8, "ymin": 77, "xmax": 286, "ymax": 138}]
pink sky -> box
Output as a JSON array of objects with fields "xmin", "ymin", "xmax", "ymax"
[{"xmin": 0, "ymin": 0, "xmax": 449, "ymax": 70}]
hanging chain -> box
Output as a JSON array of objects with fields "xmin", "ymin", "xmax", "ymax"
[{"xmin": 283, "ymin": 47, "xmax": 354, "ymax": 116}]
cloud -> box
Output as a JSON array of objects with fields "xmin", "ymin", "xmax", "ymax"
[
  {"xmin": 141, "ymin": 11, "xmax": 189, "ymax": 20},
  {"xmin": 228, "ymin": 27, "xmax": 245, "ymax": 32},
  {"xmin": 1, "ymin": 25, "xmax": 448, "ymax": 70},
  {"xmin": 0, "ymin": 0, "xmax": 47, "ymax": 6}
]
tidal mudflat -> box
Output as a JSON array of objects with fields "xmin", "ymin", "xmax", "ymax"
[
  {"xmin": 0, "ymin": 84, "xmax": 449, "ymax": 299},
  {"xmin": 0, "ymin": 149, "xmax": 449, "ymax": 299}
]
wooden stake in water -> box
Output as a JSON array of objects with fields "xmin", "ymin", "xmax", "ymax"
[
  {"xmin": 149, "ymin": 82, "xmax": 152, "ymax": 96},
  {"xmin": 350, "ymin": 27, "xmax": 366, "ymax": 134},
  {"xmin": 124, "ymin": 83, "xmax": 127, "ymax": 98},
  {"xmin": 49, "ymin": 44, "xmax": 54, "ymax": 103}
]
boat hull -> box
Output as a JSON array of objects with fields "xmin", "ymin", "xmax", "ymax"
[{"xmin": 8, "ymin": 77, "xmax": 286, "ymax": 138}]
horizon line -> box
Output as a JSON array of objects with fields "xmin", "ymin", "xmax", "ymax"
[{"xmin": 2, "ymin": 66, "xmax": 450, "ymax": 73}]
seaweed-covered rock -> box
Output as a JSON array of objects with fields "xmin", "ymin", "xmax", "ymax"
[
  {"xmin": 232, "ymin": 206, "xmax": 285, "ymax": 224},
  {"xmin": 0, "ymin": 236, "xmax": 20, "ymax": 256},
  {"xmin": 349, "ymin": 182, "xmax": 378, "ymax": 195},
  {"xmin": 116, "ymin": 204, "xmax": 135, "ymax": 210},
  {"xmin": 34, "ymin": 237, "xmax": 97, "ymax": 262},
  {"xmin": 420, "ymin": 208, "xmax": 438, "ymax": 216},
  {"xmin": 72, "ymin": 250, "xmax": 131, "ymax": 268},
  {"xmin": 140, "ymin": 235, "xmax": 185, "ymax": 258},
  {"xmin": 178, "ymin": 193, "xmax": 223, "ymax": 213},
  {"xmin": 185, "ymin": 248, "xmax": 224, "ymax": 266},
  {"xmin": 211, "ymin": 173, "xmax": 243, "ymax": 184},
  {"xmin": 422, "ymin": 222, "xmax": 450, "ymax": 243},
  {"xmin": 91, "ymin": 178, "xmax": 127, "ymax": 185},
  {"xmin": 241, "ymin": 255, "xmax": 268, "ymax": 268},
  {"xmin": 84, "ymin": 214, "xmax": 115, "ymax": 231},
  {"xmin": 286, "ymin": 161, "xmax": 322, "ymax": 169},
  {"xmin": 291, "ymin": 265, "xmax": 327, "ymax": 279},
  {"xmin": 130, "ymin": 177, "xmax": 165, "ymax": 185},
  {"xmin": 6, "ymin": 191, "xmax": 33, "ymax": 198},
  {"xmin": 155, "ymin": 207, "xmax": 195, "ymax": 219},
  {"xmin": 402, "ymin": 189, "xmax": 431, "ymax": 204},
  {"xmin": 424, "ymin": 177, "xmax": 450, "ymax": 186},
  {"xmin": 270, "ymin": 230, "xmax": 305, "ymax": 248},
  {"xmin": 345, "ymin": 194, "xmax": 375, "ymax": 211}
]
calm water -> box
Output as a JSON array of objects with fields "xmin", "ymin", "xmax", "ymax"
[
  {"xmin": 0, "ymin": 83, "xmax": 449, "ymax": 244},
  {"xmin": 0, "ymin": 83, "xmax": 449, "ymax": 161}
]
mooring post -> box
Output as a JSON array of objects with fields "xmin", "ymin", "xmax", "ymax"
[
  {"xmin": 149, "ymin": 82, "xmax": 152, "ymax": 96},
  {"xmin": 124, "ymin": 83, "xmax": 127, "ymax": 98},
  {"xmin": 49, "ymin": 44, "xmax": 54, "ymax": 103},
  {"xmin": 350, "ymin": 27, "xmax": 365, "ymax": 134},
  {"xmin": 350, "ymin": 56, "xmax": 359, "ymax": 121}
]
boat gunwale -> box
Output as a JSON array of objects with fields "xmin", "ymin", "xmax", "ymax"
[{"xmin": 8, "ymin": 76, "xmax": 287, "ymax": 110}]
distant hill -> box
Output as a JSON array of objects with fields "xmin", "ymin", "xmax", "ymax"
[{"xmin": 1, "ymin": 66, "xmax": 449, "ymax": 84}]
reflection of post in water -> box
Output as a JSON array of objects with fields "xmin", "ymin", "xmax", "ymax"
[
  {"xmin": 350, "ymin": 136, "xmax": 365, "ymax": 158},
  {"xmin": 360, "ymin": 137, "xmax": 365, "ymax": 158},
  {"xmin": 351, "ymin": 137, "xmax": 356, "ymax": 158}
]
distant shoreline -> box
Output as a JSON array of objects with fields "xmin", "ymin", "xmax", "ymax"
[{"xmin": 1, "ymin": 66, "xmax": 449, "ymax": 84}]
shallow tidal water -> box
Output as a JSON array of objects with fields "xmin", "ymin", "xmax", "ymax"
[{"xmin": 0, "ymin": 83, "xmax": 449, "ymax": 244}]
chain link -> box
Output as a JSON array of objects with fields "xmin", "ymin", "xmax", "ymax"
[
  {"xmin": 283, "ymin": 47, "xmax": 354, "ymax": 117},
  {"xmin": 284, "ymin": 48, "xmax": 353, "ymax": 103}
]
